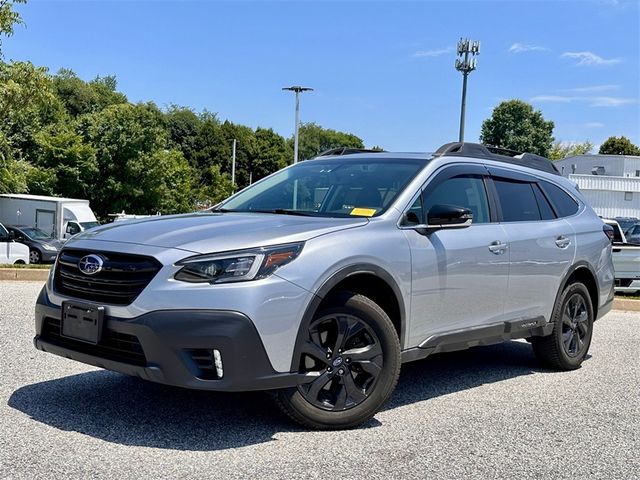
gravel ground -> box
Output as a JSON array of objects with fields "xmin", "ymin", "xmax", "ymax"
[{"xmin": 1, "ymin": 281, "xmax": 639, "ymax": 480}]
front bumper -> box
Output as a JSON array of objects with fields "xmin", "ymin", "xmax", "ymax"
[
  {"xmin": 41, "ymin": 250, "xmax": 59, "ymax": 263},
  {"xmin": 34, "ymin": 288, "xmax": 302, "ymax": 392}
]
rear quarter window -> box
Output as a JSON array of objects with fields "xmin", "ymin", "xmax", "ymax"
[{"xmin": 540, "ymin": 181, "xmax": 579, "ymax": 217}]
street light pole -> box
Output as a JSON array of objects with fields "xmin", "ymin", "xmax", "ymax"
[
  {"xmin": 455, "ymin": 38, "xmax": 480, "ymax": 142},
  {"xmin": 282, "ymin": 86, "xmax": 313, "ymax": 163}
]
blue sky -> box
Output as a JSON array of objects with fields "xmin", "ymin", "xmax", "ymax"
[{"xmin": 5, "ymin": 0, "xmax": 640, "ymax": 152}]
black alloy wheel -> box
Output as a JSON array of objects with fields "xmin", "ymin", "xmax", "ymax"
[
  {"xmin": 561, "ymin": 293, "xmax": 589, "ymax": 357},
  {"xmin": 297, "ymin": 313, "xmax": 383, "ymax": 411}
]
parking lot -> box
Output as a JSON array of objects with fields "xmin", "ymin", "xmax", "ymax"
[{"xmin": 1, "ymin": 281, "xmax": 639, "ymax": 479}]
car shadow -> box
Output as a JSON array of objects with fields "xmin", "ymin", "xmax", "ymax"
[{"xmin": 8, "ymin": 340, "xmax": 572, "ymax": 450}]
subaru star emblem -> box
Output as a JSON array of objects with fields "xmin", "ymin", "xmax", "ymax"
[{"xmin": 78, "ymin": 254, "xmax": 104, "ymax": 275}]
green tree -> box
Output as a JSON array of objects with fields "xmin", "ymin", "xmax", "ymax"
[
  {"xmin": 293, "ymin": 122, "xmax": 365, "ymax": 161},
  {"xmin": 165, "ymin": 105, "xmax": 202, "ymax": 161},
  {"xmin": 0, "ymin": 130, "xmax": 28, "ymax": 193},
  {"xmin": 0, "ymin": 0, "xmax": 25, "ymax": 57},
  {"xmin": 52, "ymin": 68, "xmax": 127, "ymax": 117},
  {"xmin": 136, "ymin": 149, "xmax": 195, "ymax": 214},
  {"xmin": 0, "ymin": 60, "xmax": 65, "ymax": 193},
  {"xmin": 253, "ymin": 127, "xmax": 290, "ymax": 181},
  {"xmin": 480, "ymin": 100, "xmax": 555, "ymax": 157},
  {"xmin": 31, "ymin": 124, "xmax": 97, "ymax": 198},
  {"xmin": 548, "ymin": 140, "xmax": 594, "ymax": 160},
  {"xmin": 77, "ymin": 102, "xmax": 170, "ymax": 217},
  {"xmin": 598, "ymin": 136, "xmax": 640, "ymax": 156}
]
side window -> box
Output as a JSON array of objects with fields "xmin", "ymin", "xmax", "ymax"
[
  {"xmin": 404, "ymin": 195, "xmax": 424, "ymax": 225},
  {"xmin": 493, "ymin": 179, "xmax": 541, "ymax": 222},
  {"xmin": 532, "ymin": 184, "xmax": 556, "ymax": 220},
  {"xmin": 66, "ymin": 222, "xmax": 80, "ymax": 235},
  {"xmin": 0, "ymin": 224, "xmax": 8, "ymax": 241},
  {"xmin": 423, "ymin": 175, "xmax": 490, "ymax": 224},
  {"xmin": 539, "ymin": 181, "xmax": 579, "ymax": 218}
]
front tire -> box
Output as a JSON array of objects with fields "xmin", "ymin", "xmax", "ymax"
[
  {"xmin": 532, "ymin": 282, "xmax": 594, "ymax": 370},
  {"xmin": 275, "ymin": 292, "xmax": 401, "ymax": 429}
]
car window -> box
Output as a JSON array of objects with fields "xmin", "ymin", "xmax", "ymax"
[
  {"xmin": 539, "ymin": 181, "xmax": 579, "ymax": 218},
  {"xmin": 532, "ymin": 184, "xmax": 556, "ymax": 220},
  {"xmin": 423, "ymin": 175, "xmax": 490, "ymax": 224},
  {"xmin": 494, "ymin": 179, "xmax": 541, "ymax": 222},
  {"xmin": 220, "ymin": 159, "xmax": 426, "ymax": 218},
  {"xmin": 404, "ymin": 195, "xmax": 424, "ymax": 225},
  {"xmin": 66, "ymin": 222, "xmax": 80, "ymax": 235},
  {"xmin": 0, "ymin": 224, "xmax": 7, "ymax": 241}
]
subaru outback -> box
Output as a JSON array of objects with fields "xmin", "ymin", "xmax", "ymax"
[{"xmin": 34, "ymin": 142, "xmax": 615, "ymax": 429}]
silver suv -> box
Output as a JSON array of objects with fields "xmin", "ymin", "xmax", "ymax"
[{"xmin": 34, "ymin": 142, "xmax": 615, "ymax": 429}]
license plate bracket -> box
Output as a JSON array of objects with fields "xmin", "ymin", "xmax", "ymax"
[{"xmin": 61, "ymin": 301, "xmax": 104, "ymax": 344}]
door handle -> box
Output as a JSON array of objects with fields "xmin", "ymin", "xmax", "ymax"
[
  {"xmin": 555, "ymin": 236, "xmax": 571, "ymax": 249},
  {"xmin": 488, "ymin": 241, "xmax": 508, "ymax": 254}
]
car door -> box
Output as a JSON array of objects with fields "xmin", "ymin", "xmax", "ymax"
[
  {"xmin": 487, "ymin": 168, "xmax": 576, "ymax": 323},
  {"xmin": 0, "ymin": 224, "xmax": 11, "ymax": 264},
  {"xmin": 402, "ymin": 164, "xmax": 509, "ymax": 346}
]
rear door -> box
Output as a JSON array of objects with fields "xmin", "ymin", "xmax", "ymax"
[
  {"xmin": 488, "ymin": 168, "xmax": 576, "ymax": 323},
  {"xmin": 403, "ymin": 164, "xmax": 510, "ymax": 345}
]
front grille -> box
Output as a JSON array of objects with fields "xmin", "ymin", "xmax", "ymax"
[
  {"xmin": 41, "ymin": 317, "xmax": 147, "ymax": 366},
  {"xmin": 187, "ymin": 349, "xmax": 220, "ymax": 380},
  {"xmin": 54, "ymin": 249, "xmax": 162, "ymax": 306}
]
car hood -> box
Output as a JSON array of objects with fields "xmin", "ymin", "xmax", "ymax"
[{"xmin": 69, "ymin": 212, "xmax": 369, "ymax": 254}]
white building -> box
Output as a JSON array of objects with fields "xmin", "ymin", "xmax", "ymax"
[{"xmin": 554, "ymin": 154, "xmax": 640, "ymax": 219}]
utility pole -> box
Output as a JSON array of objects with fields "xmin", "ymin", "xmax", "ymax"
[
  {"xmin": 455, "ymin": 38, "xmax": 480, "ymax": 142},
  {"xmin": 231, "ymin": 138, "xmax": 236, "ymax": 191},
  {"xmin": 282, "ymin": 86, "xmax": 313, "ymax": 163}
]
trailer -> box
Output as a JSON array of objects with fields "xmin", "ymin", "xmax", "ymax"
[{"xmin": 0, "ymin": 194, "xmax": 99, "ymax": 242}]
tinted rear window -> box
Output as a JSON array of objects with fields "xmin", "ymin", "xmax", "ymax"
[
  {"xmin": 494, "ymin": 179, "xmax": 541, "ymax": 222},
  {"xmin": 532, "ymin": 184, "xmax": 556, "ymax": 220},
  {"xmin": 540, "ymin": 181, "xmax": 579, "ymax": 217}
]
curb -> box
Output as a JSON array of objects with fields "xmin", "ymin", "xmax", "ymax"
[
  {"xmin": 613, "ymin": 297, "xmax": 640, "ymax": 312},
  {"xmin": 0, "ymin": 268, "xmax": 50, "ymax": 282}
]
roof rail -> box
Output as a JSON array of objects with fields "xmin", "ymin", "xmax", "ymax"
[
  {"xmin": 315, "ymin": 147, "xmax": 386, "ymax": 157},
  {"xmin": 433, "ymin": 142, "xmax": 560, "ymax": 175}
]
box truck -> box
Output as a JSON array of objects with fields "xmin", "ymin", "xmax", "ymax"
[{"xmin": 0, "ymin": 194, "xmax": 100, "ymax": 242}]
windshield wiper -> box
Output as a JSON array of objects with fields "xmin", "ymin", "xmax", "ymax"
[{"xmin": 251, "ymin": 209, "xmax": 316, "ymax": 216}]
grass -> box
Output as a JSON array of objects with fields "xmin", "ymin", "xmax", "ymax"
[{"xmin": 0, "ymin": 263, "xmax": 52, "ymax": 269}]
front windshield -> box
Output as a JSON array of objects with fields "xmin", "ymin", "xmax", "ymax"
[
  {"xmin": 21, "ymin": 228, "xmax": 52, "ymax": 240},
  {"xmin": 80, "ymin": 221, "xmax": 100, "ymax": 229},
  {"xmin": 218, "ymin": 158, "xmax": 426, "ymax": 218}
]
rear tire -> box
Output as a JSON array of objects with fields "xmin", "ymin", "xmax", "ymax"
[
  {"xmin": 275, "ymin": 292, "xmax": 401, "ymax": 430},
  {"xmin": 532, "ymin": 282, "xmax": 594, "ymax": 370},
  {"xmin": 29, "ymin": 249, "xmax": 41, "ymax": 264}
]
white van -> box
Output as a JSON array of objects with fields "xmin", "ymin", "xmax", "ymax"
[
  {"xmin": 0, "ymin": 223, "xmax": 29, "ymax": 264},
  {"xmin": 0, "ymin": 194, "xmax": 100, "ymax": 242}
]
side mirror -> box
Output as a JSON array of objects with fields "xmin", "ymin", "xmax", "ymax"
[
  {"xmin": 427, "ymin": 204, "xmax": 473, "ymax": 229},
  {"xmin": 8, "ymin": 231, "xmax": 15, "ymax": 241}
]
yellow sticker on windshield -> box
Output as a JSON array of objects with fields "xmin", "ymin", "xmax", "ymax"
[{"xmin": 350, "ymin": 208, "xmax": 377, "ymax": 217}]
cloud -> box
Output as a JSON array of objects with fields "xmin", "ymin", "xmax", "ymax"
[
  {"xmin": 508, "ymin": 43, "xmax": 548, "ymax": 54},
  {"xmin": 531, "ymin": 94, "xmax": 636, "ymax": 107},
  {"xmin": 584, "ymin": 122, "xmax": 605, "ymax": 128},
  {"xmin": 589, "ymin": 96, "xmax": 636, "ymax": 107},
  {"xmin": 561, "ymin": 51, "xmax": 621, "ymax": 66},
  {"xmin": 413, "ymin": 46, "xmax": 454, "ymax": 58},
  {"xmin": 564, "ymin": 84, "xmax": 619, "ymax": 93}
]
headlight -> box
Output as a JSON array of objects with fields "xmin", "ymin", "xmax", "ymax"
[
  {"xmin": 174, "ymin": 243, "xmax": 304, "ymax": 284},
  {"xmin": 42, "ymin": 244, "xmax": 58, "ymax": 251}
]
